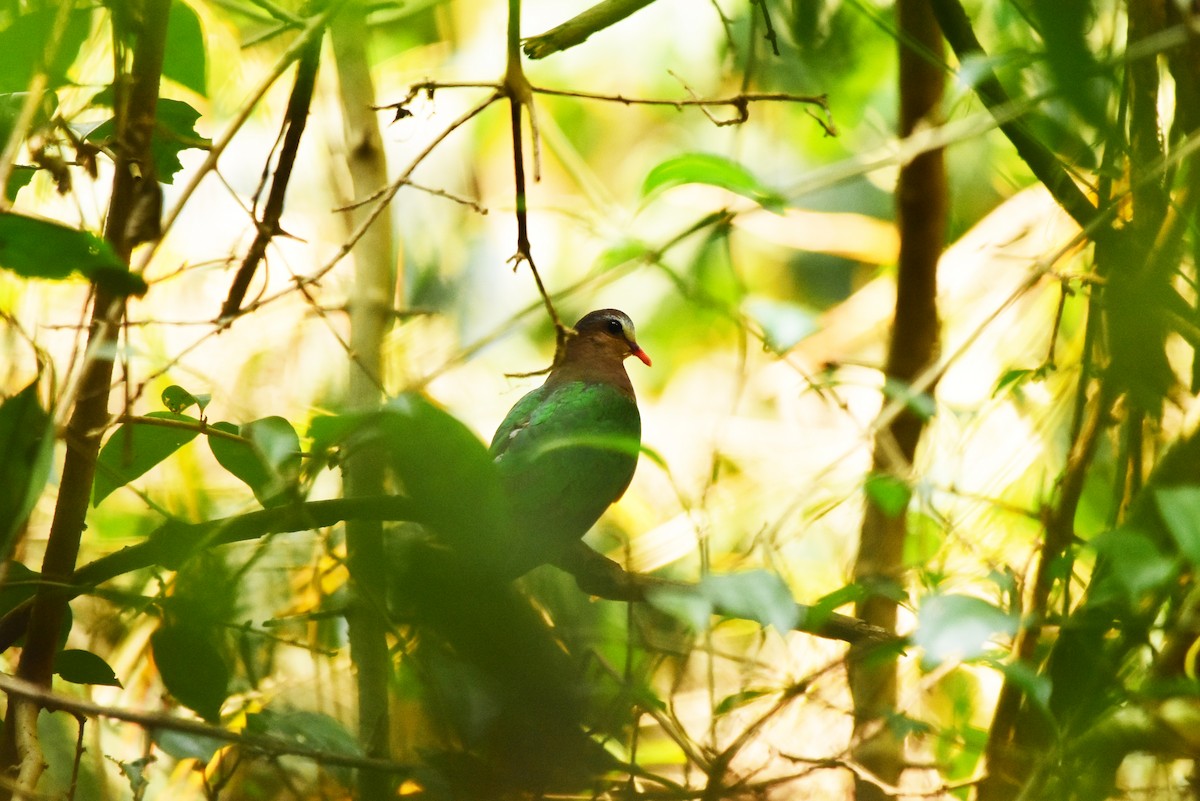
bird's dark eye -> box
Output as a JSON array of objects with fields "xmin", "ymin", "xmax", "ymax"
[{"xmin": 605, "ymin": 318, "xmax": 623, "ymax": 335}]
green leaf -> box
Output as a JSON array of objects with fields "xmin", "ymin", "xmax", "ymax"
[
  {"xmin": 642, "ymin": 153, "xmax": 787, "ymax": 212},
  {"xmin": 86, "ymin": 99, "xmax": 211, "ymax": 185},
  {"xmin": 915, "ymin": 594, "xmax": 1018, "ymax": 669},
  {"xmin": 164, "ymin": 0, "xmax": 207, "ymax": 96},
  {"xmin": 208, "ymin": 417, "xmax": 300, "ymax": 508},
  {"xmin": 245, "ymin": 708, "xmax": 363, "ymax": 785},
  {"xmin": 649, "ymin": 570, "xmax": 800, "ymax": 632},
  {"xmin": 744, "ymin": 297, "xmax": 819, "ymax": 353},
  {"xmin": 0, "ymin": 213, "xmax": 148, "ymax": 296},
  {"xmin": 0, "ymin": 381, "xmax": 54, "ymax": 557},
  {"xmin": 309, "ymin": 393, "xmax": 511, "ymax": 554},
  {"xmin": 0, "ymin": 9, "xmax": 92, "ymax": 93},
  {"xmin": 865, "ymin": 473, "xmax": 912, "ymax": 518},
  {"xmin": 153, "ymin": 729, "xmax": 222, "ymax": 763},
  {"xmin": 150, "ymin": 99, "xmax": 211, "ymax": 182},
  {"xmin": 1089, "ymin": 527, "xmax": 1177, "ymax": 602},
  {"xmin": 93, "ymin": 412, "xmax": 201, "ymax": 506},
  {"xmin": 55, "ymin": 649, "xmax": 123, "ymax": 687},
  {"xmin": 160, "ymin": 384, "xmax": 209, "ymax": 414},
  {"xmin": 1154, "ymin": 487, "xmax": 1200, "ymax": 567},
  {"xmin": 904, "ymin": 511, "xmax": 945, "ymax": 566},
  {"xmin": 714, "ymin": 689, "xmax": 772, "ymax": 717},
  {"xmin": 150, "ymin": 622, "xmax": 229, "ymax": 722},
  {"xmin": 5, "ymin": 165, "xmax": 35, "ymax": 203}
]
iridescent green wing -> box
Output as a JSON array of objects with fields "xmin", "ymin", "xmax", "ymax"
[{"xmin": 490, "ymin": 381, "xmax": 640, "ymax": 575}]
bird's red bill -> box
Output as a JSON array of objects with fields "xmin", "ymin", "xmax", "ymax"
[{"xmin": 633, "ymin": 347, "xmax": 652, "ymax": 367}]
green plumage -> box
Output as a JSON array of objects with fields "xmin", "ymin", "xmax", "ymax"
[{"xmin": 490, "ymin": 379, "xmax": 641, "ymax": 577}]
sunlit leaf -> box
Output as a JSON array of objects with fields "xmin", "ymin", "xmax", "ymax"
[
  {"xmin": 649, "ymin": 570, "xmax": 800, "ymax": 633},
  {"xmin": 208, "ymin": 417, "xmax": 300, "ymax": 508},
  {"xmin": 0, "ymin": 213, "xmax": 147, "ymax": 296},
  {"xmin": 744, "ymin": 297, "xmax": 819, "ymax": 353},
  {"xmin": 86, "ymin": 98, "xmax": 211, "ymax": 185},
  {"xmin": 160, "ymin": 384, "xmax": 208, "ymax": 414},
  {"xmin": 904, "ymin": 511, "xmax": 944, "ymax": 566},
  {"xmin": 915, "ymin": 593, "xmax": 1018, "ymax": 669},
  {"xmin": 93, "ymin": 412, "xmax": 201, "ymax": 505},
  {"xmin": 164, "ymin": 0, "xmax": 207, "ymax": 96},
  {"xmin": 151, "ymin": 622, "xmax": 229, "ymax": 722},
  {"xmin": 55, "ymin": 649, "xmax": 123, "ymax": 687},
  {"xmin": 1089, "ymin": 527, "xmax": 1177, "ymax": 601},
  {"xmin": 865, "ymin": 473, "xmax": 911, "ymax": 518},
  {"xmin": 1154, "ymin": 487, "xmax": 1200, "ymax": 567},
  {"xmin": 642, "ymin": 153, "xmax": 787, "ymax": 213},
  {"xmin": 0, "ymin": 381, "xmax": 54, "ymax": 557},
  {"xmin": 0, "ymin": 8, "xmax": 92, "ymax": 93}
]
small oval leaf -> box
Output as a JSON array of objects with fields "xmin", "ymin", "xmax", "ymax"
[
  {"xmin": 151, "ymin": 622, "xmax": 229, "ymax": 722},
  {"xmin": 55, "ymin": 648, "xmax": 122, "ymax": 687}
]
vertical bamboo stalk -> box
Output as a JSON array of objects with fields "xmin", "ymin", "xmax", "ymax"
[
  {"xmin": 847, "ymin": 1, "xmax": 945, "ymax": 798},
  {"xmin": 330, "ymin": 6, "xmax": 397, "ymax": 799}
]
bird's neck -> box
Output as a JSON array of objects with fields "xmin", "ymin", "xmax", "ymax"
[{"xmin": 546, "ymin": 341, "xmax": 635, "ymax": 398}]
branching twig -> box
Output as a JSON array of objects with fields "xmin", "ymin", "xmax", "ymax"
[{"xmin": 0, "ymin": 673, "xmax": 414, "ymax": 775}]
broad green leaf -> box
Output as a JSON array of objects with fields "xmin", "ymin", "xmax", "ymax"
[
  {"xmin": 164, "ymin": 0, "xmax": 207, "ymax": 96},
  {"xmin": 904, "ymin": 511, "xmax": 945, "ymax": 566},
  {"xmin": 642, "ymin": 153, "xmax": 787, "ymax": 212},
  {"xmin": 208, "ymin": 417, "xmax": 300, "ymax": 508},
  {"xmin": 0, "ymin": 381, "xmax": 54, "ymax": 557},
  {"xmin": 153, "ymin": 729, "xmax": 222, "ymax": 763},
  {"xmin": 150, "ymin": 622, "xmax": 229, "ymax": 722},
  {"xmin": 0, "ymin": 9, "xmax": 93, "ymax": 93},
  {"xmin": 0, "ymin": 213, "xmax": 148, "ymax": 296},
  {"xmin": 1155, "ymin": 487, "xmax": 1200, "ymax": 567},
  {"xmin": 246, "ymin": 708, "xmax": 363, "ymax": 785},
  {"xmin": 87, "ymin": 99, "xmax": 211, "ymax": 185},
  {"xmin": 649, "ymin": 570, "xmax": 800, "ymax": 632},
  {"xmin": 915, "ymin": 593, "xmax": 1018, "ymax": 669},
  {"xmin": 1089, "ymin": 527, "xmax": 1177, "ymax": 601},
  {"xmin": 865, "ymin": 473, "xmax": 912, "ymax": 518},
  {"xmin": 55, "ymin": 649, "xmax": 122, "ymax": 687},
  {"xmin": 93, "ymin": 412, "xmax": 201, "ymax": 505},
  {"xmin": 744, "ymin": 297, "xmax": 818, "ymax": 353},
  {"xmin": 309, "ymin": 393, "xmax": 511, "ymax": 554},
  {"xmin": 702, "ymin": 570, "xmax": 800, "ymax": 632}
]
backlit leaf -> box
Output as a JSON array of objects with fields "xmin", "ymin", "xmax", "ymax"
[
  {"xmin": 55, "ymin": 649, "xmax": 122, "ymax": 687},
  {"xmin": 642, "ymin": 153, "xmax": 787, "ymax": 213},
  {"xmin": 0, "ymin": 213, "xmax": 147, "ymax": 295},
  {"xmin": 915, "ymin": 593, "xmax": 1018, "ymax": 669},
  {"xmin": 0, "ymin": 381, "xmax": 54, "ymax": 557},
  {"xmin": 151, "ymin": 622, "xmax": 229, "ymax": 722},
  {"xmin": 93, "ymin": 412, "xmax": 201, "ymax": 505}
]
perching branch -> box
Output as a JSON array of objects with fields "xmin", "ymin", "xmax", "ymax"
[
  {"xmin": 0, "ymin": 496, "xmax": 892, "ymax": 652},
  {"xmin": 0, "ymin": 672, "xmax": 414, "ymax": 776}
]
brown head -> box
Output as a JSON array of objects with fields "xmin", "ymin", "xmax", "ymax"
[{"xmin": 548, "ymin": 309, "xmax": 651, "ymax": 394}]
